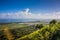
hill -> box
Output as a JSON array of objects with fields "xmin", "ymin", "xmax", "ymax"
[{"xmin": 17, "ymin": 22, "xmax": 60, "ymax": 40}]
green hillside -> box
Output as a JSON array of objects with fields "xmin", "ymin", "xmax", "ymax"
[
  {"xmin": 0, "ymin": 23, "xmax": 39, "ymax": 40},
  {"xmin": 17, "ymin": 22, "xmax": 60, "ymax": 40},
  {"xmin": 0, "ymin": 20, "xmax": 60, "ymax": 40}
]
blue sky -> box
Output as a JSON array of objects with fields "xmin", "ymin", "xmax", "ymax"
[{"xmin": 0, "ymin": 0, "xmax": 60, "ymax": 19}]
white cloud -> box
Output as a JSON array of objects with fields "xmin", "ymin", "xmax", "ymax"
[{"xmin": 0, "ymin": 8, "xmax": 60, "ymax": 19}]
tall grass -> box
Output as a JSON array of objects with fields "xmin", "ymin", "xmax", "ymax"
[{"xmin": 17, "ymin": 22, "xmax": 60, "ymax": 40}]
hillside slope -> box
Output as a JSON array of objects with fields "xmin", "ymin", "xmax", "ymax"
[{"xmin": 17, "ymin": 22, "xmax": 60, "ymax": 40}]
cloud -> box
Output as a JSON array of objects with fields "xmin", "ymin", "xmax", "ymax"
[{"xmin": 0, "ymin": 8, "xmax": 60, "ymax": 19}]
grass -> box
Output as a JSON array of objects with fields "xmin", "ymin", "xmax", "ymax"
[
  {"xmin": 17, "ymin": 22, "xmax": 60, "ymax": 40},
  {"xmin": 0, "ymin": 23, "xmax": 39, "ymax": 40},
  {"xmin": 0, "ymin": 21, "xmax": 60, "ymax": 40}
]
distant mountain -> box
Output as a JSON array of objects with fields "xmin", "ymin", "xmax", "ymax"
[
  {"xmin": 0, "ymin": 19, "xmax": 40, "ymax": 23},
  {"xmin": 0, "ymin": 19, "xmax": 60, "ymax": 23}
]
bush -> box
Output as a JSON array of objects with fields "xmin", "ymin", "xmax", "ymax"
[
  {"xmin": 49, "ymin": 19, "xmax": 57, "ymax": 25},
  {"xmin": 35, "ymin": 24, "xmax": 44, "ymax": 29}
]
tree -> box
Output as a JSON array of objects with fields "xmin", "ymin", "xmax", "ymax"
[
  {"xmin": 36, "ymin": 24, "xmax": 43, "ymax": 29},
  {"xmin": 49, "ymin": 19, "xmax": 57, "ymax": 25}
]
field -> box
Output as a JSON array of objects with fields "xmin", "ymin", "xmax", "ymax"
[
  {"xmin": 0, "ymin": 20, "xmax": 60, "ymax": 40},
  {"xmin": 0, "ymin": 22, "xmax": 39, "ymax": 40}
]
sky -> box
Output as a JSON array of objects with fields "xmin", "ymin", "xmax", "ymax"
[{"xmin": 0, "ymin": 0, "xmax": 60, "ymax": 19}]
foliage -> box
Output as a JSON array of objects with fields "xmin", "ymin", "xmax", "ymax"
[
  {"xmin": 0, "ymin": 20, "xmax": 60, "ymax": 40},
  {"xmin": 49, "ymin": 19, "xmax": 57, "ymax": 25},
  {"xmin": 17, "ymin": 22, "xmax": 60, "ymax": 40},
  {"xmin": 0, "ymin": 23, "xmax": 38, "ymax": 40},
  {"xmin": 35, "ymin": 24, "xmax": 44, "ymax": 29}
]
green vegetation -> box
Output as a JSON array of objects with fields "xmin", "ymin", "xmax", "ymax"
[
  {"xmin": 49, "ymin": 19, "xmax": 57, "ymax": 24},
  {"xmin": 0, "ymin": 23, "xmax": 38, "ymax": 40},
  {"xmin": 35, "ymin": 24, "xmax": 44, "ymax": 29},
  {"xmin": 17, "ymin": 20, "xmax": 60, "ymax": 40},
  {"xmin": 0, "ymin": 20, "xmax": 60, "ymax": 40}
]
